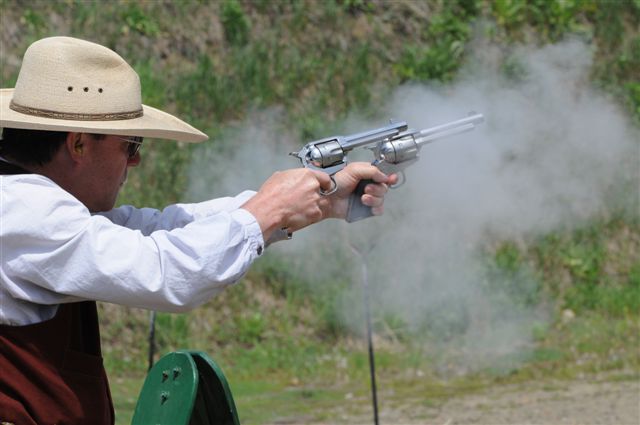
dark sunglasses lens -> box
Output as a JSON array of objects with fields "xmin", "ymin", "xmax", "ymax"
[{"xmin": 128, "ymin": 137, "xmax": 143, "ymax": 158}]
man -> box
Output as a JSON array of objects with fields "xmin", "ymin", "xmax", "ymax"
[{"xmin": 0, "ymin": 37, "xmax": 394, "ymax": 424}]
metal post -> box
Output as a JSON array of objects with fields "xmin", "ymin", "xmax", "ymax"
[
  {"xmin": 350, "ymin": 243, "xmax": 380, "ymax": 425},
  {"xmin": 148, "ymin": 310, "xmax": 157, "ymax": 371}
]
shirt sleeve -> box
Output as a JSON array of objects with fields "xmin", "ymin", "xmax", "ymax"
[
  {"xmin": 96, "ymin": 190, "xmax": 257, "ymax": 235},
  {"xmin": 1, "ymin": 176, "xmax": 264, "ymax": 316}
]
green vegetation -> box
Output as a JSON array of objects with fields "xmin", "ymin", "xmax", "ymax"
[{"xmin": 1, "ymin": 1, "xmax": 638, "ymax": 423}]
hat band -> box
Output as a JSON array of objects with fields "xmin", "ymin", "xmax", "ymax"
[{"xmin": 9, "ymin": 100, "xmax": 143, "ymax": 121}]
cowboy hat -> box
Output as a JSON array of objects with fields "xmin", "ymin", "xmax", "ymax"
[{"xmin": 0, "ymin": 36, "xmax": 208, "ymax": 143}]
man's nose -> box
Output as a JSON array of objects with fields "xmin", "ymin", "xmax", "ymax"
[{"xmin": 127, "ymin": 152, "xmax": 141, "ymax": 166}]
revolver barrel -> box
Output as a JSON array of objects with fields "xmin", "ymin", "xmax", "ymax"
[
  {"xmin": 339, "ymin": 121, "xmax": 408, "ymax": 151},
  {"xmin": 414, "ymin": 113, "xmax": 484, "ymax": 146}
]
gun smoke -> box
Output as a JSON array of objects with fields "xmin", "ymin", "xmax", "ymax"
[{"xmin": 187, "ymin": 39, "xmax": 639, "ymax": 375}]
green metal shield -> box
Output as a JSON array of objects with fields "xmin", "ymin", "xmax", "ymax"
[
  {"xmin": 132, "ymin": 351, "xmax": 241, "ymax": 425},
  {"xmin": 132, "ymin": 351, "xmax": 198, "ymax": 425}
]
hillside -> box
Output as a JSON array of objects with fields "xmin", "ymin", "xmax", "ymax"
[{"xmin": 1, "ymin": 1, "xmax": 639, "ymax": 424}]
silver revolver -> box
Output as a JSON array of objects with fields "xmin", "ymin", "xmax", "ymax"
[{"xmin": 291, "ymin": 112, "xmax": 484, "ymax": 222}]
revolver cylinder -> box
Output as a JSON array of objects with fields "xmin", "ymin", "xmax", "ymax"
[
  {"xmin": 309, "ymin": 140, "xmax": 344, "ymax": 168},
  {"xmin": 379, "ymin": 135, "xmax": 419, "ymax": 164}
]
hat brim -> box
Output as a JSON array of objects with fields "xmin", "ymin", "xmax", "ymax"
[{"xmin": 0, "ymin": 88, "xmax": 208, "ymax": 143}]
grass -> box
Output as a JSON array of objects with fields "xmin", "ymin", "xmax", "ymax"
[
  {"xmin": 111, "ymin": 374, "xmax": 146, "ymax": 425},
  {"xmin": 104, "ymin": 216, "xmax": 639, "ymax": 423},
  {"xmin": 111, "ymin": 306, "xmax": 640, "ymax": 424},
  {"xmin": 3, "ymin": 1, "xmax": 637, "ymax": 205}
]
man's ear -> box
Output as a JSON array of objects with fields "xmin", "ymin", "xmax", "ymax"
[{"xmin": 66, "ymin": 132, "xmax": 85, "ymax": 162}]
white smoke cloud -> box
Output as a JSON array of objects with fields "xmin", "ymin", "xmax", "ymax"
[{"xmin": 187, "ymin": 39, "xmax": 639, "ymax": 374}]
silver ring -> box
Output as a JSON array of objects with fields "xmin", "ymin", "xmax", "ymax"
[{"xmin": 320, "ymin": 176, "xmax": 338, "ymax": 196}]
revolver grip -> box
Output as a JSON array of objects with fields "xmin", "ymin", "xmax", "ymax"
[{"xmin": 346, "ymin": 179, "xmax": 374, "ymax": 222}]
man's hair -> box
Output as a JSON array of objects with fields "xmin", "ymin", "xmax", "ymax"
[
  {"xmin": 0, "ymin": 129, "xmax": 106, "ymax": 166},
  {"xmin": 0, "ymin": 128, "xmax": 68, "ymax": 166}
]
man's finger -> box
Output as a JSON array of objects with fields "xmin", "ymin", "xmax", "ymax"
[
  {"xmin": 311, "ymin": 170, "xmax": 333, "ymax": 193},
  {"xmin": 362, "ymin": 193, "xmax": 384, "ymax": 208},
  {"xmin": 364, "ymin": 182, "xmax": 389, "ymax": 198},
  {"xmin": 349, "ymin": 163, "xmax": 390, "ymax": 183}
]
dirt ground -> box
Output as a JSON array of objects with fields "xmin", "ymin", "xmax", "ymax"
[
  {"xmin": 404, "ymin": 379, "xmax": 638, "ymax": 425},
  {"xmin": 289, "ymin": 375, "xmax": 640, "ymax": 425}
]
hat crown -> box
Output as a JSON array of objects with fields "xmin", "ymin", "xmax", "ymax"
[{"xmin": 11, "ymin": 37, "xmax": 142, "ymax": 116}]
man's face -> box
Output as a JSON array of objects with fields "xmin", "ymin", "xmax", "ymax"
[{"xmin": 79, "ymin": 134, "xmax": 141, "ymax": 212}]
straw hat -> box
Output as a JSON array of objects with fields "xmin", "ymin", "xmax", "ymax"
[{"xmin": 0, "ymin": 36, "xmax": 208, "ymax": 143}]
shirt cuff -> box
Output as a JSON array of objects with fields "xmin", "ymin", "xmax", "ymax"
[{"xmin": 230, "ymin": 208, "xmax": 265, "ymax": 256}]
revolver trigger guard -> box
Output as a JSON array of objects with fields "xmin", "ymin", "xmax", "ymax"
[
  {"xmin": 320, "ymin": 176, "xmax": 338, "ymax": 196},
  {"xmin": 390, "ymin": 171, "xmax": 406, "ymax": 189}
]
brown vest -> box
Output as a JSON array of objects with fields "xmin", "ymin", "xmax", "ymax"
[{"xmin": 0, "ymin": 160, "xmax": 114, "ymax": 424}]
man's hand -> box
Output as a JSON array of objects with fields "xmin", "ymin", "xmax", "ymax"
[
  {"xmin": 241, "ymin": 164, "xmax": 397, "ymax": 242},
  {"xmin": 325, "ymin": 162, "xmax": 398, "ymax": 220},
  {"xmin": 240, "ymin": 168, "xmax": 334, "ymax": 240}
]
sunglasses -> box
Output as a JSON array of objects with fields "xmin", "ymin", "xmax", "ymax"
[{"xmin": 115, "ymin": 136, "xmax": 144, "ymax": 158}]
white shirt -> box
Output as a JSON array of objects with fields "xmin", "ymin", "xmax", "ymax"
[{"xmin": 0, "ymin": 173, "xmax": 265, "ymax": 325}]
